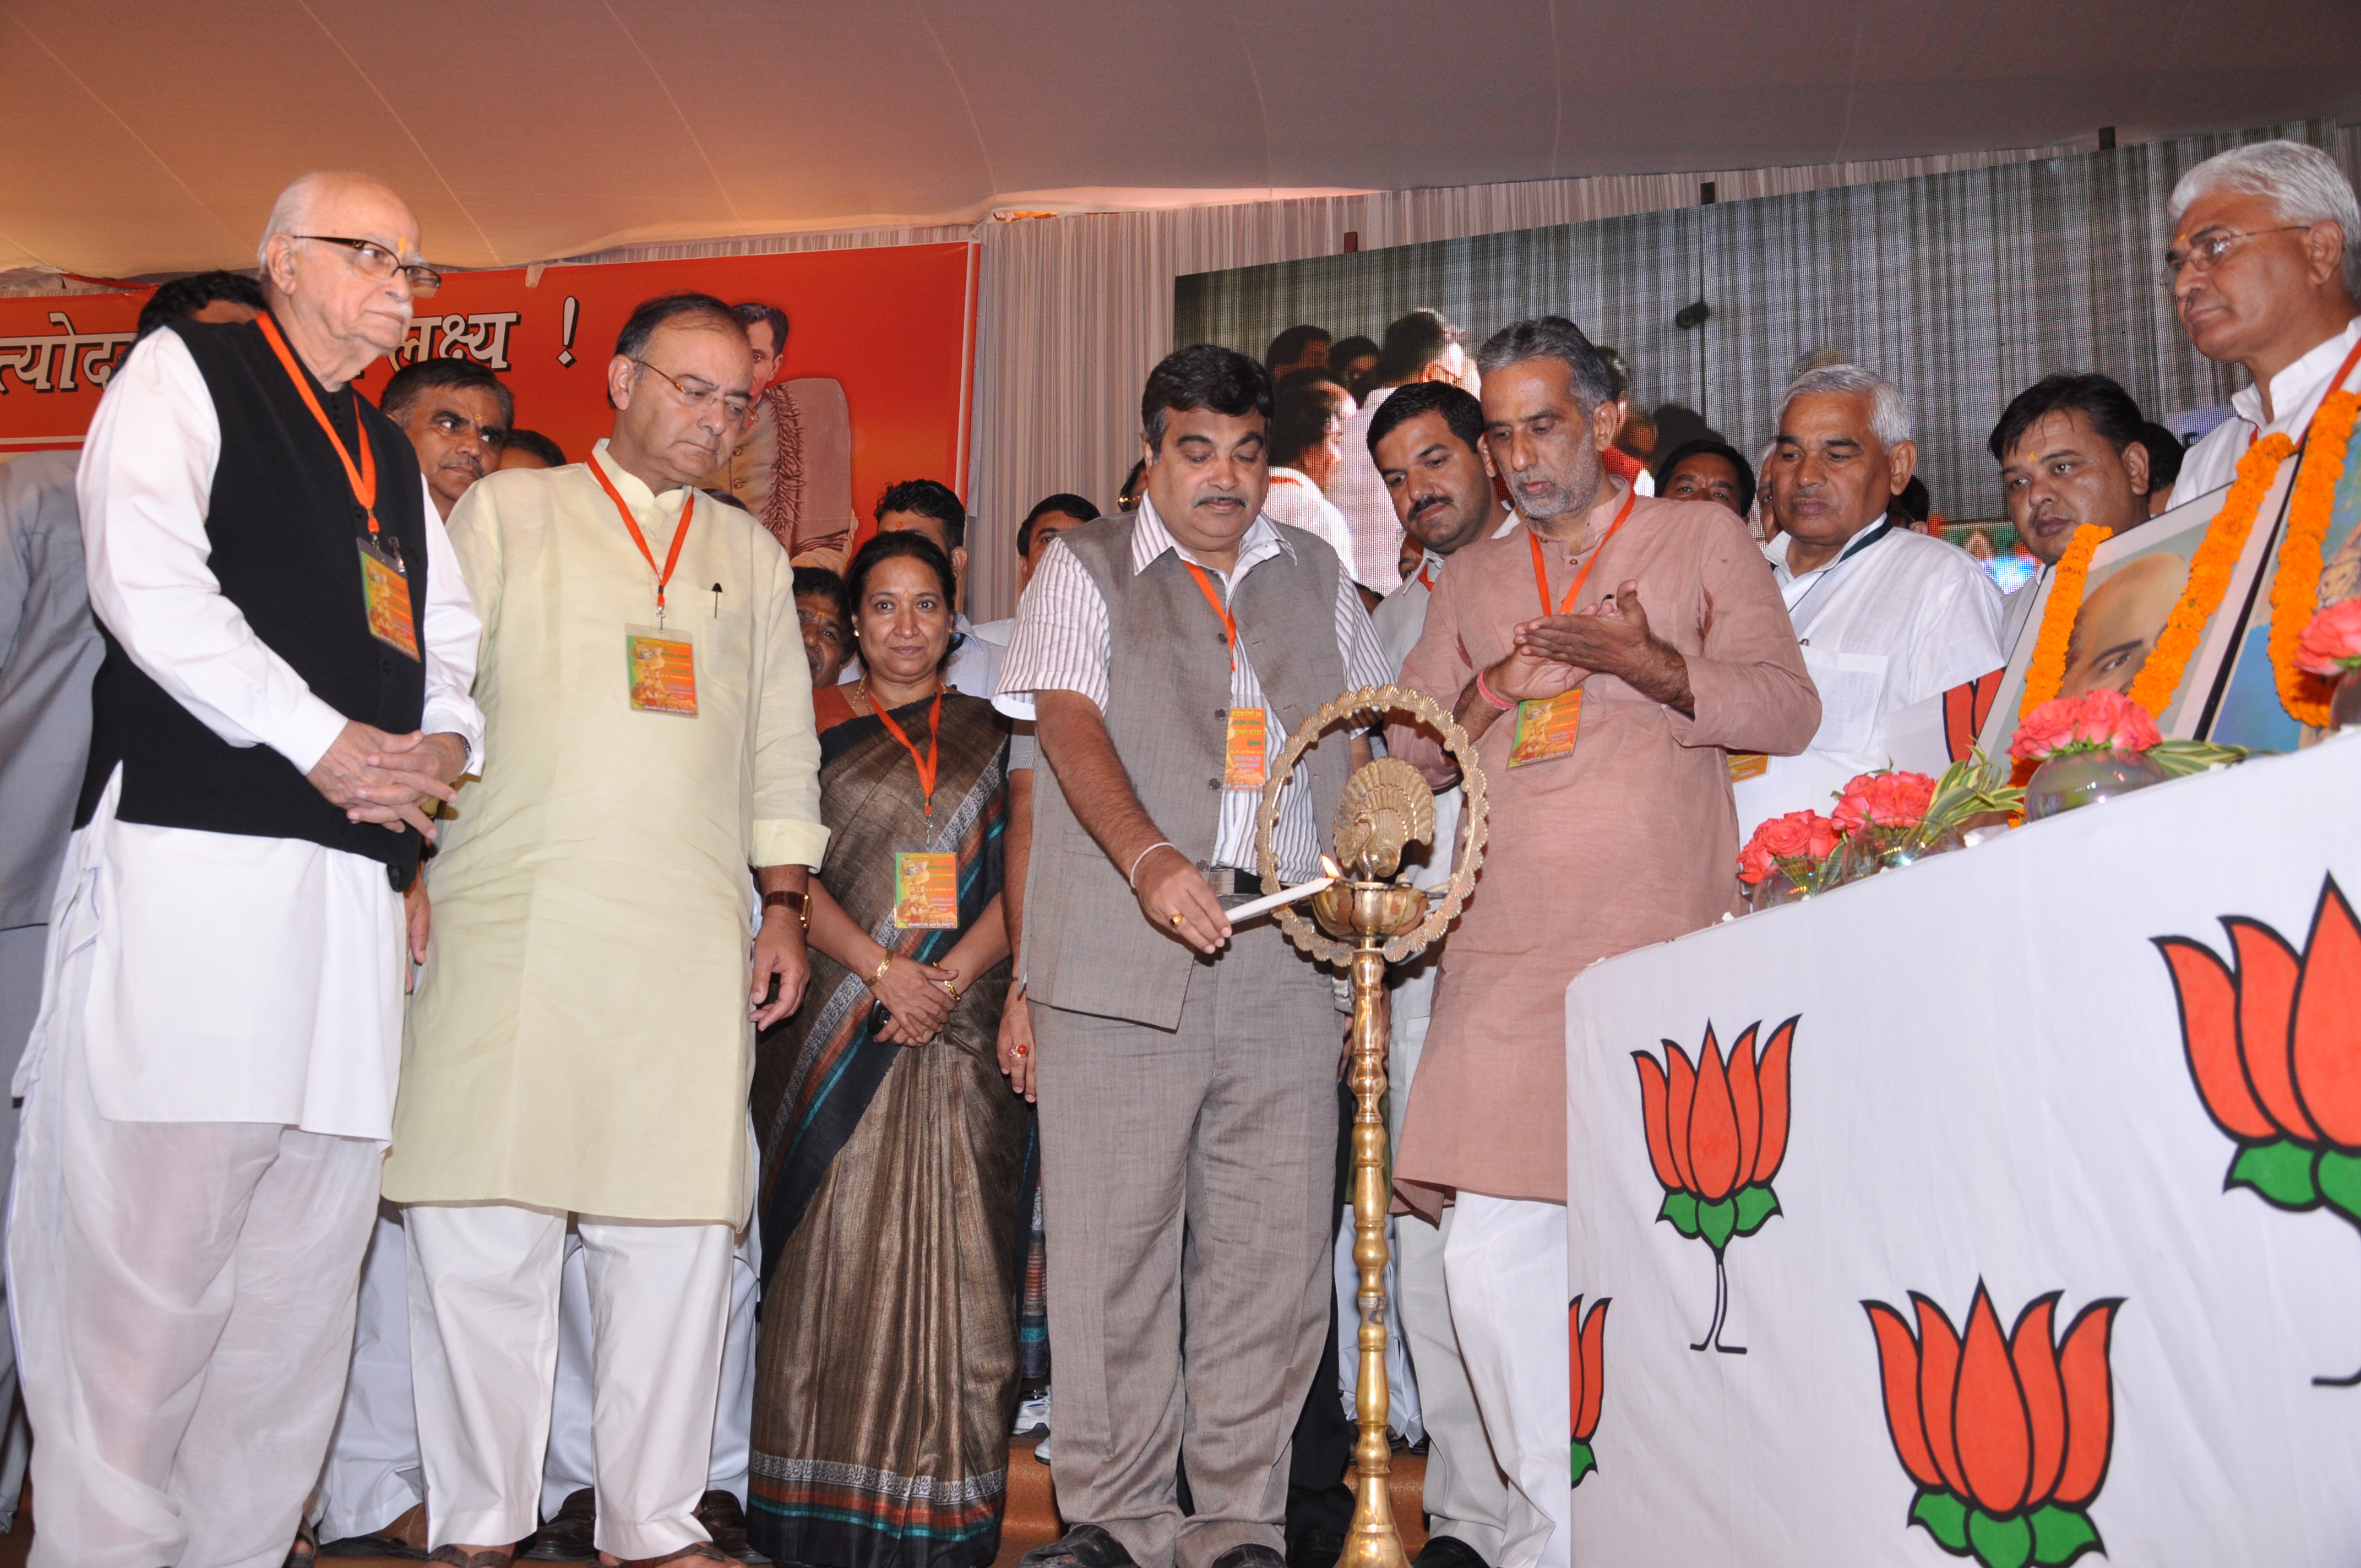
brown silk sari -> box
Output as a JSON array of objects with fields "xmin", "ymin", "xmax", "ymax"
[{"xmin": 748, "ymin": 690, "xmax": 1031, "ymax": 1568}]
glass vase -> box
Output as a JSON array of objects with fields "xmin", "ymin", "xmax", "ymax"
[
  {"xmin": 1840, "ymin": 826, "xmax": 1966, "ymax": 880},
  {"xmin": 2023, "ymin": 748, "xmax": 2172, "ymax": 820},
  {"xmin": 2332, "ymin": 666, "xmax": 2361, "ymax": 731},
  {"xmin": 1746, "ymin": 869, "xmax": 1809, "ymax": 912}
]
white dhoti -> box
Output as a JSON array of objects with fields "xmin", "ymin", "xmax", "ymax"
[
  {"xmin": 1441, "ymin": 1194, "xmax": 1569, "ymax": 1568},
  {"xmin": 8, "ymin": 785, "xmax": 405, "ymax": 1568},
  {"xmin": 1389, "ymin": 1001, "xmax": 1515, "ymax": 1565},
  {"xmin": 7, "ymin": 918, "xmax": 381, "ymax": 1568},
  {"xmin": 405, "ymin": 1202, "xmax": 735, "ymax": 1559}
]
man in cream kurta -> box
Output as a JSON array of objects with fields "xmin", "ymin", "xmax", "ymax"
[{"xmin": 384, "ymin": 295, "xmax": 825, "ymax": 1565}]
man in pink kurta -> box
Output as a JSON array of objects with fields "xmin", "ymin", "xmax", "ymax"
[{"xmin": 1388, "ymin": 317, "xmax": 1818, "ymax": 1568}]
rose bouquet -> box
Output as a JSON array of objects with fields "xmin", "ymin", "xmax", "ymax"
[
  {"xmin": 1736, "ymin": 809, "xmax": 1843, "ymax": 910},
  {"xmin": 1830, "ymin": 751, "xmax": 2022, "ymax": 880},
  {"xmin": 2009, "ymin": 690, "xmax": 2246, "ymax": 818},
  {"xmin": 2295, "ymin": 598, "xmax": 2361, "ymax": 729}
]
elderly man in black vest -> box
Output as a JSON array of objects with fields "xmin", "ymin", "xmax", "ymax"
[
  {"xmin": 996, "ymin": 346, "xmax": 1389, "ymax": 1568},
  {"xmin": 7, "ymin": 170, "xmax": 482, "ymax": 1568}
]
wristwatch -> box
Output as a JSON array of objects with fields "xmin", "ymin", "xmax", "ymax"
[{"xmin": 761, "ymin": 888, "xmax": 810, "ymax": 930}]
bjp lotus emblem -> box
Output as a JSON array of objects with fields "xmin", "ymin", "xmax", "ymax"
[
  {"xmin": 2154, "ymin": 873, "xmax": 2361, "ymax": 1385},
  {"xmin": 1864, "ymin": 1283, "xmax": 2120, "ymax": 1568},
  {"xmin": 1568, "ymin": 1296, "xmax": 1608, "ymax": 1487},
  {"xmin": 1633, "ymin": 1017, "xmax": 1794, "ymax": 1353}
]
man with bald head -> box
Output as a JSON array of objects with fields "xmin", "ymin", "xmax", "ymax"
[
  {"xmin": 384, "ymin": 292, "xmax": 824, "ymax": 1566},
  {"xmin": 7, "ymin": 171, "xmax": 483, "ymax": 1568}
]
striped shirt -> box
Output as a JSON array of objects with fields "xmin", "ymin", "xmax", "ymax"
[{"xmin": 995, "ymin": 498, "xmax": 1389, "ymax": 881}]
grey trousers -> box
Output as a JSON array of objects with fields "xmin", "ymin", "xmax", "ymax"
[
  {"xmin": 0, "ymin": 925, "xmax": 49, "ymax": 1531},
  {"xmin": 1033, "ymin": 923, "xmax": 1338, "ymax": 1568}
]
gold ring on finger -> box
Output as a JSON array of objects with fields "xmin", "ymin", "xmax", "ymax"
[{"xmin": 1170, "ymin": 911, "xmax": 1184, "ymax": 925}]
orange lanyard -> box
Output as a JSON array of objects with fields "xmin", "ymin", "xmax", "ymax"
[
  {"xmin": 1417, "ymin": 559, "xmax": 1439, "ymax": 591},
  {"xmin": 592, "ymin": 457, "xmax": 695, "ymax": 618},
  {"xmin": 2248, "ymin": 333, "xmax": 2361, "ymax": 450},
  {"xmin": 1184, "ymin": 560, "xmax": 1239, "ymax": 670},
  {"xmin": 255, "ymin": 312, "xmax": 379, "ymax": 537},
  {"xmin": 870, "ymin": 685, "xmax": 945, "ymax": 814},
  {"xmin": 1529, "ymin": 487, "xmax": 1638, "ymax": 617}
]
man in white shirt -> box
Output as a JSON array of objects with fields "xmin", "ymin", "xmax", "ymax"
[
  {"xmin": 1330, "ymin": 310, "xmax": 1480, "ymax": 594},
  {"xmin": 8, "ymin": 171, "xmax": 483, "ymax": 1568},
  {"xmin": 1734, "ymin": 365, "xmax": 2004, "ymax": 838},
  {"xmin": 2166, "ymin": 139, "xmax": 2361, "ymax": 502},
  {"xmin": 840, "ymin": 478, "xmax": 1003, "ymax": 699},
  {"xmin": 1362, "ymin": 380, "xmax": 1518, "ymax": 1568},
  {"xmin": 1988, "ymin": 373, "xmax": 2157, "ymax": 652},
  {"xmin": 1262, "ymin": 381, "xmax": 1357, "ymax": 564}
]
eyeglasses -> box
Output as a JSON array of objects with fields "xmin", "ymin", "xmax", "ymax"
[
  {"xmin": 2160, "ymin": 225, "xmax": 2311, "ymax": 288},
  {"xmin": 632, "ymin": 358, "xmax": 755, "ymax": 426},
  {"xmin": 426, "ymin": 409, "xmax": 508, "ymax": 449},
  {"xmin": 292, "ymin": 236, "xmax": 442, "ymax": 297}
]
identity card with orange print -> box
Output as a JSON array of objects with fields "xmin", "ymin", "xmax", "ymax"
[
  {"xmin": 894, "ymin": 852, "xmax": 959, "ymax": 928},
  {"xmin": 1508, "ymin": 690, "xmax": 1582, "ymax": 767},
  {"xmin": 1223, "ymin": 707, "xmax": 1269, "ymax": 789},
  {"xmin": 624, "ymin": 624, "xmax": 698, "ymax": 716},
  {"xmin": 357, "ymin": 540, "xmax": 419, "ymax": 660}
]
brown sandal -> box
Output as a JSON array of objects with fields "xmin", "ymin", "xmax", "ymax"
[
  {"xmin": 613, "ymin": 1546, "xmax": 740, "ymax": 1567},
  {"xmin": 428, "ymin": 1550, "xmax": 515, "ymax": 1567}
]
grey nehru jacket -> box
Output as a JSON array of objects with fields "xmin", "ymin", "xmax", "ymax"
[
  {"xmin": 1024, "ymin": 513, "xmax": 1353, "ymax": 1031},
  {"xmin": 0, "ymin": 451, "xmax": 102, "ymax": 930}
]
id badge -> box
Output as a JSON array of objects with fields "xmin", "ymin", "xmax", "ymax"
[
  {"xmin": 1222, "ymin": 707, "xmax": 1269, "ymax": 790},
  {"xmin": 894, "ymin": 851, "xmax": 959, "ymax": 929},
  {"xmin": 624, "ymin": 624, "xmax": 698, "ymax": 716},
  {"xmin": 1507, "ymin": 690, "xmax": 1582, "ymax": 768},
  {"xmin": 1727, "ymin": 750, "xmax": 1770, "ymax": 783},
  {"xmin": 357, "ymin": 539, "xmax": 420, "ymax": 661}
]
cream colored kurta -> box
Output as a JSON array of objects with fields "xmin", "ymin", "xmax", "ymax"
[{"xmin": 383, "ymin": 442, "xmax": 828, "ymax": 1226}]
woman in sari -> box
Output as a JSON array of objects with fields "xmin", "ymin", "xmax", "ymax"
[{"xmin": 748, "ymin": 531, "xmax": 1030, "ymax": 1568}]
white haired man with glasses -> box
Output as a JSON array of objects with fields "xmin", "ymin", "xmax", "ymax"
[
  {"xmin": 2166, "ymin": 138, "xmax": 2361, "ymax": 503},
  {"xmin": 383, "ymin": 291, "xmax": 824, "ymax": 1566},
  {"xmin": 6, "ymin": 170, "xmax": 482, "ymax": 1568}
]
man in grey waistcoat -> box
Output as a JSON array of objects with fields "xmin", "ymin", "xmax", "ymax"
[{"xmin": 996, "ymin": 345, "xmax": 1390, "ymax": 1568}]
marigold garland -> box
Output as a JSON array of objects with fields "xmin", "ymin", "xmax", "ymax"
[
  {"xmin": 2017, "ymin": 525, "xmax": 2108, "ymax": 720},
  {"xmin": 2267, "ymin": 389, "xmax": 2359, "ymax": 728}
]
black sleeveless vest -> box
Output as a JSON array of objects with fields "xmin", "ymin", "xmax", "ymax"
[{"xmin": 75, "ymin": 314, "xmax": 433, "ymax": 887}]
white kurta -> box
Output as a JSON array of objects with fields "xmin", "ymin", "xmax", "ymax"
[
  {"xmin": 32, "ymin": 328, "xmax": 484, "ymax": 1137},
  {"xmin": 382, "ymin": 442, "xmax": 826, "ymax": 1226},
  {"xmin": 2174, "ymin": 313, "xmax": 2361, "ymax": 501},
  {"xmin": 1733, "ymin": 521, "xmax": 2005, "ymax": 838}
]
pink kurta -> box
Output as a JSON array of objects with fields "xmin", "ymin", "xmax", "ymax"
[{"xmin": 1388, "ymin": 483, "xmax": 1819, "ymax": 1208}]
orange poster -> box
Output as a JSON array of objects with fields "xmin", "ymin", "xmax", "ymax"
[{"xmin": 0, "ymin": 243, "xmax": 978, "ymax": 560}]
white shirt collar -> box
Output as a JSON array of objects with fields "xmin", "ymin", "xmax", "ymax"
[
  {"xmin": 2229, "ymin": 313, "xmax": 2361, "ymax": 433},
  {"xmin": 1131, "ymin": 493, "xmax": 1292, "ymax": 580},
  {"xmin": 589, "ymin": 438, "xmax": 693, "ymax": 511},
  {"xmin": 1767, "ymin": 513, "xmax": 1891, "ymax": 602}
]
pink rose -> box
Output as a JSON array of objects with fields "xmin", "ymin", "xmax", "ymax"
[
  {"xmin": 2010, "ymin": 698, "xmax": 2081, "ymax": 763},
  {"xmin": 2296, "ymin": 599, "xmax": 2361, "ymax": 677},
  {"xmin": 2070, "ymin": 689, "xmax": 2162, "ymax": 753},
  {"xmin": 2011, "ymin": 693, "xmax": 2158, "ymax": 761},
  {"xmin": 1832, "ymin": 770, "xmax": 1936, "ymax": 834},
  {"xmin": 1740, "ymin": 811, "xmax": 1836, "ymax": 884}
]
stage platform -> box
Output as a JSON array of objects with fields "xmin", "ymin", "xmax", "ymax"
[{"xmin": 0, "ymin": 1440, "xmax": 1432, "ymax": 1566}]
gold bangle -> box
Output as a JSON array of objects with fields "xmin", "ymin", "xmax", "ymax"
[
  {"xmin": 871, "ymin": 954, "xmax": 893, "ymax": 987},
  {"xmin": 939, "ymin": 978, "xmax": 962, "ymax": 1005}
]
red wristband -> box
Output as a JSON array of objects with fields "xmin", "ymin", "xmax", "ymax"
[{"xmin": 1474, "ymin": 666, "xmax": 1517, "ymax": 712}]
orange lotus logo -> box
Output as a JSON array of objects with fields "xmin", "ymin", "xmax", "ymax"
[
  {"xmin": 2154, "ymin": 873, "xmax": 2361, "ymax": 1385},
  {"xmin": 1634, "ymin": 1017, "xmax": 1793, "ymax": 1353},
  {"xmin": 1568, "ymin": 1296, "xmax": 1607, "ymax": 1487},
  {"xmin": 1865, "ymin": 1282, "xmax": 2120, "ymax": 1568}
]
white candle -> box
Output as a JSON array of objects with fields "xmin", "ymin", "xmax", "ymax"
[{"xmin": 1224, "ymin": 875, "xmax": 1336, "ymax": 925}]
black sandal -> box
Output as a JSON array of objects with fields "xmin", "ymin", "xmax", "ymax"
[
  {"xmin": 284, "ymin": 1518, "xmax": 319, "ymax": 1568},
  {"xmin": 428, "ymin": 1549, "xmax": 515, "ymax": 1567},
  {"xmin": 1018, "ymin": 1525, "xmax": 1139, "ymax": 1568}
]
